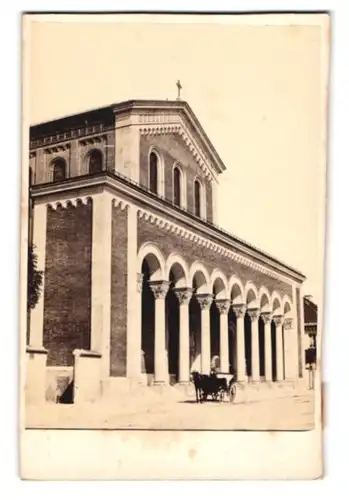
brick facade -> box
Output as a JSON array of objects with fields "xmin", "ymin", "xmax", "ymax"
[
  {"xmin": 43, "ymin": 202, "xmax": 92, "ymax": 366},
  {"xmin": 139, "ymin": 134, "xmax": 214, "ymax": 222},
  {"xmin": 30, "ymin": 107, "xmax": 116, "ymax": 186},
  {"xmin": 28, "ymin": 100, "xmax": 305, "ymax": 398},
  {"xmin": 110, "ymin": 204, "xmax": 128, "ymax": 376},
  {"xmin": 137, "ymin": 217, "xmax": 292, "ymax": 298}
]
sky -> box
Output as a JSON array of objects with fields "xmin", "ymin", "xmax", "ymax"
[{"xmin": 25, "ymin": 14, "xmax": 328, "ymax": 303}]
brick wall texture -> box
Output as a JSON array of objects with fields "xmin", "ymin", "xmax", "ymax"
[
  {"xmin": 43, "ymin": 202, "xmax": 92, "ymax": 366},
  {"xmin": 32, "ymin": 131, "xmax": 115, "ymax": 185},
  {"xmin": 139, "ymin": 134, "xmax": 213, "ymax": 223},
  {"xmin": 137, "ymin": 217, "xmax": 293, "ymax": 299},
  {"xmin": 110, "ymin": 204, "xmax": 128, "ymax": 376}
]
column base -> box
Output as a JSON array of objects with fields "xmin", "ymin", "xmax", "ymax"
[
  {"xmin": 153, "ymin": 380, "xmax": 168, "ymax": 386},
  {"xmin": 26, "ymin": 345, "xmax": 48, "ymax": 405}
]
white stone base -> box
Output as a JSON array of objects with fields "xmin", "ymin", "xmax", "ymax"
[{"xmin": 25, "ymin": 346, "xmax": 48, "ymax": 405}]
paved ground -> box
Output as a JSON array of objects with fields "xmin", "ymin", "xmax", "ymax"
[{"xmin": 26, "ymin": 389, "xmax": 315, "ymax": 431}]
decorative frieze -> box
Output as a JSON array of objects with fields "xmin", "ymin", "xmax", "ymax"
[
  {"xmin": 47, "ymin": 196, "xmax": 92, "ymax": 210},
  {"xmin": 30, "ymin": 123, "xmax": 112, "ymax": 150},
  {"xmin": 112, "ymin": 197, "xmax": 129, "ymax": 211},
  {"xmin": 79, "ymin": 134, "xmax": 107, "ymax": 147},
  {"xmin": 139, "ymin": 115, "xmax": 214, "ymax": 182},
  {"xmin": 44, "ymin": 143, "xmax": 71, "ymax": 154},
  {"xmin": 137, "ymin": 208, "xmax": 291, "ymax": 284}
]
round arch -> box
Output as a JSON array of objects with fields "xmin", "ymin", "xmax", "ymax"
[
  {"xmin": 138, "ymin": 243, "xmax": 166, "ymax": 281},
  {"xmin": 172, "ymin": 162, "xmax": 186, "ymax": 208},
  {"xmin": 210, "ymin": 269, "xmax": 229, "ymax": 299},
  {"xmin": 271, "ymin": 291, "xmax": 283, "ymax": 316},
  {"xmin": 259, "ymin": 286, "xmax": 272, "ymax": 313},
  {"xmin": 85, "ymin": 148, "xmax": 104, "ymax": 174},
  {"xmin": 189, "ymin": 261, "xmax": 210, "ymax": 294},
  {"xmin": 193, "ymin": 176, "xmax": 206, "ymax": 219},
  {"xmin": 165, "ymin": 253, "xmax": 190, "ymax": 287},
  {"xmin": 283, "ymin": 295, "xmax": 293, "ymax": 316},
  {"xmin": 148, "ymin": 147, "xmax": 165, "ymax": 197},
  {"xmin": 228, "ymin": 275, "xmax": 245, "ymax": 305},
  {"xmin": 245, "ymin": 281, "xmax": 259, "ymax": 309},
  {"xmin": 50, "ymin": 157, "xmax": 67, "ymax": 182}
]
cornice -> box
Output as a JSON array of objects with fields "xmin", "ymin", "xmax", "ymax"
[
  {"xmin": 113, "ymin": 100, "xmax": 226, "ymax": 178},
  {"xmin": 30, "ymin": 172, "xmax": 306, "ymax": 285},
  {"xmin": 138, "ymin": 112, "xmax": 217, "ymax": 182}
]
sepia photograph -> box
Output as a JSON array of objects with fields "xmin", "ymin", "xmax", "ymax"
[{"xmin": 21, "ymin": 11, "xmax": 328, "ymax": 473}]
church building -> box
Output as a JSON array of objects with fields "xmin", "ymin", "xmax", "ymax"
[{"xmin": 26, "ymin": 98, "xmax": 307, "ymax": 404}]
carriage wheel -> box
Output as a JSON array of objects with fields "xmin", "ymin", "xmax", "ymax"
[{"xmin": 229, "ymin": 384, "xmax": 237, "ymax": 403}]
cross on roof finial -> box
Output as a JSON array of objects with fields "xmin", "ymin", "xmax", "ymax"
[{"xmin": 176, "ymin": 80, "xmax": 182, "ymax": 100}]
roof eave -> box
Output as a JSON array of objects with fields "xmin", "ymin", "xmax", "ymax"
[{"xmin": 112, "ymin": 100, "xmax": 227, "ymax": 175}]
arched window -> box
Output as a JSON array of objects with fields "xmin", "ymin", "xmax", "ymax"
[
  {"xmin": 52, "ymin": 158, "xmax": 66, "ymax": 182},
  {"xmin": 88, "ymin": 149, "xmax": 103, "ymax": 174},
  {"xmin": 149, "ymin": 152, "xmax": 158, "ymax": 194},
  {"xmin": 194, "ymin": 179, "xmax": 201, "ymax": 217},
  {"xmin": 173, "ymin": 166, "xmax": 181, "ymax": 207}
]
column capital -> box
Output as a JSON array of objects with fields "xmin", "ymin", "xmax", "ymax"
[
  {"xmin": 261, "ymin": 312, "xmax": 272, "ymax": 324},
  {"xmin": 196, "ymin": 293, "xmax": 214, "ymax": 310},
  {"xmin": 283, "ymin": 317, "xmax": 293, "ymax": 330},
  {"xmin": 174, "ymin": 287, "xmax": 193, "ymax": 305},
  {"xmin": 215, "ymin": 298, "xmax": 231, "ymax": 315},
  {"xmin": 273, "ymin": 314, "xmax": 284, "ymax": 326},
  {"xmin": 247, "ymin": 308, "xmax": 260, "ymax": 322},
  {"xmin": 232, "ymin": 304, "xmax": 246, "ymax": 318},
  {"xmin": 149, "ymin": 280, "xmax": 170, "ymax": 300},
  {"xmin": 136, "ymin": 273, "xmax": 144, "ymax": 294}
]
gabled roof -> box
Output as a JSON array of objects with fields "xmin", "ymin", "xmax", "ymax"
[{"xmin": 30, "ymin": 99, "xmax": 227, "ymax": 176}]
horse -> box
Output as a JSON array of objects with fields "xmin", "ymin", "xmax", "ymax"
[{"xmin": 191, "ymin": 371, "xmax": 228, "ymax": 403}]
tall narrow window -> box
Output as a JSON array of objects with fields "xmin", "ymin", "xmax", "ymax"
[
  {"xmin": 52, "ymin": 158, "xmax": 66, "ymax": 182},
  {"xmin": 173, "ymin": 166, "xmax": 181, "ymax": 206},
  {"xmin": 88, "ymin": 149, "xmax": 103, "ymax": 174},
  {"xmin": 194, "ymin": 179, "xmax": 201, "ymax": 217},
  {"xmin": 149, "ymin": 152, "xmax": 158, "ymax": 194}
]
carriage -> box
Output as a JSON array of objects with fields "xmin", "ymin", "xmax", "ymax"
[{"xmin": 191, "ymin": 370, "xmax": 237, "ymax": 403}]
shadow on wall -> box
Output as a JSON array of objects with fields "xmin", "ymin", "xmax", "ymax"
[{"xmin": 57, "ymin": 379, "xmax": 74, "ymax": 404}]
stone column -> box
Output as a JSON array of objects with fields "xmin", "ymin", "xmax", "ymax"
[
  {"xmin": 196, "ymin": 294, "xmax": 213, "ymax": 374},
  {"xmin": 232, "ymin": 305, "xmax": 246, "ymax": 382},
  {"xmin": 248, "ymin": 308, "xmax": 260, "ymax": 382},
  {"xmin": 283, "ymin": 317, "xmax": 298, "ymax": 380},
  {"xmin": 29, "ymin": 201, "xmax": 47, "ymax": 347},
  {"xmin": 149, "ymin": 280, "xmax": 170, "ymax": 384},
  {"xmin": 91, "ymin": 192, "xmax": 112, "ymax": 379},
  {"xmin": 216, "ymin": 299, "xmax": 231, "ymax": 373},
  {"xmin": 261, "ymin": 312, "xmax": 272, "ymax": 382},
  {"xmin": 274, "ymin": 315, "xmax": 284, "ymax": 381},
  {"xmin": 174, "ymin": 287, "xmax": 193, "ymax": 383}
]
